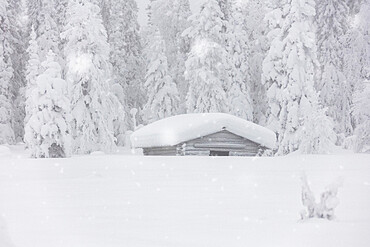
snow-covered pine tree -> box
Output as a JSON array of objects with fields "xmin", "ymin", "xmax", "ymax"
[
  {"xmin": 56, "ymin": 0, "xmax": 68, "ymax": 26},
  {"xmin": 225, "ymin": 1, "xmax": 253, "ymax": 120},
  {"xmin": 146, "ymin": 0, "xmax": 155, "ymax": 24},
  {"xmin": 353, "ymin": 0, "xmax": 370, "ymax": 153},
  {"xmin": 347, "ymin": 0, "xmax": 362, "ymax": 15},
  {"xmin": 142, "ymin": 27, "xmax": 179, "ymax": 124},
  {"xmin": 107, "ymin": 0, "xmax": 145, "ymax": 129},
  {"xmin": 35, "ymin": 0, "xmax": 60, "ymax": 61},
  {"xmin": 24, "ymin": 50, "xmax": 71, "ymax": 158},
  {"xmin": 54, "ymin": 0, "xmax": 69, "ymax": 80},
  {"xmin": 243, "ymin": 0, "xmax": 269, "ymax": 124},
  {"xmin": 7, "ymin": 0, "xmax": 26, "ymax": 142},
  {"xmin": 62, "ymin": 0, "xmax": 121, "ymax": 154},
  {"xmin": 150, "ymin": 0, "xmax": 191, "ymax": 66},
  {"xmin": 213, "ymin": 0, "xmax": 232, "ymax": 89},
  {"xmin": 216, "ymin": 0, "xmax": 233, "ymax": 36},
  {"xmin": 183, "ymin": 0, "xmax": 230, "ymax": 113},
  {"xmin": 342, "ymin": 0, "xmax": 367, "ymax": 149},
  {"xmin": 261, "ymin": 0, "xmax": 285, "ymax": 134},
  {"xmin": 27, "ymin": 0, "xmax": 42, "ymax": 33},
  {"xmin": 98, "ymin": 0, "xmax": 111, "ymax": 29},
  {"xmin": 150, "ymin": 0, "xmax": 192, "ymax": 113},
  {"xmin": 316, "ymin": 0, "xmax": 353, "ymax": 141},
  {"xmin": 28, "ymin": 0, "xmax": 61, "ymax": 59},
  {"xmin": 299, "ymin": 104, "xmax": 336, "ymax": 154},
  {"xmin": 24, "ymin": 1, "xmax": 63, "ymax": 144},
  {"xmin": 342, "ymin": 30, "xmax": 362, "ymax": 106},
  {"xmin": 353, "ymin": 82, "xmax": 370, "ymax": 153},
  {"xmin": 0, "ymin": 0, "xmax": 15, "ymax": 144},
  {"xmin": 262, "ymin": 0, "xmax": 336, "ymax": 155},
  {"xmin": 25, "ymin": 28, "xmax": 40, "ymax": 125}
]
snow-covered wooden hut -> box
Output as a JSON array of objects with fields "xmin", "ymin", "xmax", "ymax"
[{"xmin": 131, "ymin": 113, "xmax": 276, "ymax": 156}]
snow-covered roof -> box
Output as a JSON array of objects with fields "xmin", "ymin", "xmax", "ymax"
[{"xmin": 131, "ymin": 113, "xmax": 276, "ymax": 149}]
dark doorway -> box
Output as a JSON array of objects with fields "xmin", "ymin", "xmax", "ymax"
[{"xmin": 210, "ymin": 150, "xmax": 229, "ymax": 156}]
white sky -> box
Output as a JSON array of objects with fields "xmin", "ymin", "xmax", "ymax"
[{"xmin": 136, "ymin": 0, "xmax": 206, "ymax": 26}]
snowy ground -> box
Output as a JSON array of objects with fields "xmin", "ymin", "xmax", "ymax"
[{"xmin": 0, "ymin": 145, "xmax": 370, "ymax": 247}]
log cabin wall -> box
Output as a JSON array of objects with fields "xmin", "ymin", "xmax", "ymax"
[
  {"xmin": 179, "ymin": 130, "xmax": 261, "ymax": 156},
  {"xmin": 143, "ymin": 146, "xmax": 178, "ymax": 156},
  {"xmin": 143, "ymin": 130, "xmax": 263, "ymax": 156}
]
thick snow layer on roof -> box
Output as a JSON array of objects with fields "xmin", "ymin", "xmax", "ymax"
[{"xmin": 131, "ymin": 113, "xmax": 276, "ymax": 149}]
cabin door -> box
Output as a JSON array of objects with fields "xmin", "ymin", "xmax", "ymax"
[{"xmin": 209, "ymin": 150, "xmax": 229, "ymax": 156}]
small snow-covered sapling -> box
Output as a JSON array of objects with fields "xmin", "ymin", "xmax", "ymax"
[
  {"xmin": 300, "ymin": 173, "xmax": 343, "ymax": 220},
  {"xmin": 301, "ymin": 173, "xmax": 316, "ymax": 219}
]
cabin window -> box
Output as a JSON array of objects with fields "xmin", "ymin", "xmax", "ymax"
[{"xmin": 210, "ymin": 150, "xmax": 229, "ymax": 156}]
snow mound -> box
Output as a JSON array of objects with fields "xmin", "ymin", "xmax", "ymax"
[
  {"xmin": 131, "ymin": 113, "xmax": 276, "ymax": 149},
  {"xmin": 0, "ymin": 146, "xmax": 12, "ymax": 157},
  {"xmin": 90, "ymin": 151, "xmax": 106, "ymax": 156},
  {"xmin": 0, "ymin": 217, "xmax": 14, "ymax": 247}
]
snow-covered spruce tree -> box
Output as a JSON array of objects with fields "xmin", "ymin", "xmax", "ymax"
[
  {"xmin": 24, "ymin": 50, "xmax": 71, "ymax": 158},
  {"xmin": 28, "ymin": 0, "xmax": 62, "ymax": 59},
  {"xmin": 213, "ymin": 0, "xmax": 232, "ymax": 86},
  {"xmin": 183, "ymin": 0, "xmax": 230, "ymax": 113},
  {"xmin": 36, "ymin": 0, "xmax": 60, "ymax": 61},
  {"xmin": 98, "ymin": 0, "xmax": 111, "ymax": 29},
  {"xmin": 196, "ymin": 0, "xmax": 254, "ymax": 120},
  {"xmin": 26, "ymin": 1, "xmax": 63, "ymax": 141},
  {"xmin": 316, "ymin": 0, "xmax": 353, "ymax": 141},
  {"xmin": 299, "ymin": 104, "xmax": 336, "ymax": 154},
  {"xmin": 106, "ymin": 0, "xmax": 145, "ymax": 130},
  {"xmin": 54, "ymin": 0, "xmax": 69, "ymax": 80},
  {"xmin": 7, "ymin": 0, "xmax": 27, "ymax": 142},
  {"xmin": 142, "ymin": 27, "xmax": 179, "ymax": 124},
  {"xmin": 150, "ymin": 0, "xmax": 191, "ymax": 112},
  {"xmin": 341, "ymin": 18, "xmax": 366, "ymax": 150},
  {"xmin": 342, "ymin": 30, "xmax": 363, "ymax": 109},
  {"xmin": 55, "ymin": 0, "xmax": 68, "ymax": 29},
  {"xmin": 353, "ymin": 0, "xmax": 370, "ymax": 153},
  {"xmin": 213, "ymin": 0, "xmax": 232, "ymax": 34},
  {"xmin": 62, "ymin": 0, "xmax": 122, "ymax": 154},
  {"xmin": 262, "ymin": 0, "xmax": 336, "ymax": 155},
  {"xmin": 347, "ymin": 0, "xmax": 362, "ymax": 15},
  {"xmin": 24, "ymin": 28, "xmax": 40, "ymax": 125},
  {"xmin": 240, "ymin": 0, "xmax": 269, "ymax": 124},
  {"xmin": 225, "ymin": 1, "xmax": 253, "ymax": 120},
  {"xmin": 262, "ymin": 0, "xmax": 287, "ymax": 135},
  {"xmin": 0, "ymin": 0, "xmax": 15, "ymax": 144},
  {"xmin": 353, "ymin": 80, "xmax": 370, "ymax": 153},
  {"xmin": 27, "ymin": 0, "xmax": 42, "ymax": 33}
]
